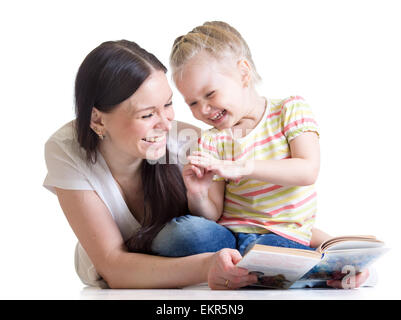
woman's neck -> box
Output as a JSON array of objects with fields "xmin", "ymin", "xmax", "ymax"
[{"xmin": 98, "ymin": 142, "xmax": 142, "ymax": 184}]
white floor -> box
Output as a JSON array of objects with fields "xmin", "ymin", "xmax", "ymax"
[
  {"xmin": 2, "ymin": 244, "xmax": 399, "ymax": 300},
  {"xmin": 78, "ymin": 281, "xmax": 398, "ymax": 300},
  {"xmin": 79, "ymin": 286, "xmax": 391, "ymax": 300},
  {"xmin": 2, "ymin": 272, "xmax": 399, "ymax": 300}
]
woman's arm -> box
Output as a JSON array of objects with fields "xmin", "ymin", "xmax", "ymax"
[
  {"xmin": 56, "ymin": 187, "xmax": 212, "ymax": 288},
  {"xmin": 55, "ymin": 187, "xmax": 251, "ymax": 289}
]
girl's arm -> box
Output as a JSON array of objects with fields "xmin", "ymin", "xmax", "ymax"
[
  {"xmin": 55, "ymin": 187, "xmax": 237, "ymax": 289},
  {"xmin": 245, "ymin": 132, "xmax": 320, "ymax": 186},
  {"xmin": 189, "ymin": 132, "xmax": 320, "ymax": 187}
]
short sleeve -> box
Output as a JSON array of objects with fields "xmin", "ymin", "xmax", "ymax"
[
  {"xmin": 198, "ymin": 131, "xmax": 225, "ymax": 182},
  {"xmin": 43, "ymin": 139, "xmax": 93, "ymax": 195},
  {"xmin": 281, "ymin": 96, "xmax": 320, "ymax": 142}
]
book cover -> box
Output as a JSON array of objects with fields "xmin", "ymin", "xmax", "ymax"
[{"xmin": 236, "ymin": 236, "xmax": 389, "ymax": 289}]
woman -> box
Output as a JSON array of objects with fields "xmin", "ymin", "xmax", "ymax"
[
  {"xmin": 43, "ymin": 40, "xmax": 257, "ymax": 289},
  {"xmin": 43, "ymin": 40, "xmax": 368, "ymax": 289}
]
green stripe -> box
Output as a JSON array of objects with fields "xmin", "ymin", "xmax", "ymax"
[
  {"xmin": 226, "ymin": 185, "xmax": 312, "ymax": 205},
  {"xmin": 224, "ymin": 198, "xmax": 316, "ymax": 221}
]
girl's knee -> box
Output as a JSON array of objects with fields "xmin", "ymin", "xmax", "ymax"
[{"xmin": 151, "ymin": 215, "xmax": 236, "ymax": 257}]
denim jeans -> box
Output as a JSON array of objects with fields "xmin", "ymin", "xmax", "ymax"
[
  {"xmin": 151, "ymin": 215, "xmax": 236, "ymax": 257},
  {"xmin": 151, "ymin": 215, "xmax": 314, "ymax": 257},
  {"xmin": 235, "ymin": 232, "xmax": 315, "ymax": 256}
]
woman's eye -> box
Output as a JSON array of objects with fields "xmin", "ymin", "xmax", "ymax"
[{"xmin": 142, "ymin": 113, "xmax": 153, "ymax": 119}]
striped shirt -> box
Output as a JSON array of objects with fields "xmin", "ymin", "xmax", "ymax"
[{"xmin": 198, "ymin": 96, "xmax": 319, "ymax": 246}]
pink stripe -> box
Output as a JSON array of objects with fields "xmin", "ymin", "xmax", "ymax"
[
  {"xmin": 267, "ymin": 110, "xmax": 282, "ymax": 119},
  {"xmin": 233, "ymin": 131, "xmax": 285, "ymax": 161},
  {"xmin": 283, "ymin": 118, "xmax": 318, "ymax": 135},
  {"xmin": 217, "ymin": 135, "xmax": 232, "ymax": 141},
  {"xmin": 240, "ymin": 184, "xmax": 282, "ymax": 197},
  {"xmin": 225, "ymin": 198, "xmax": 245, "ymax": 207},
  {"xmin": 268, "ymin": 192, "xmax": 317, "ymax": 217},
  {"xmin": 199, "ymin": 141, "xmax": 217, "ymax": 153},
  {"xmin": 281, "ymin": 96, "xmax": 304, "ymax": 108}
]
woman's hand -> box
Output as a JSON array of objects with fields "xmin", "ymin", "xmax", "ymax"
[
  {"xmin": 206, "ymin": 248, "xmax": 258, "ymax": 290},
  {"xmin": 326, "ymin": 269, "xmax": 370, "ymax": 289},
  {"xmin": 188, "ymin": 151, "xmax": 249, "ymax": 182}
]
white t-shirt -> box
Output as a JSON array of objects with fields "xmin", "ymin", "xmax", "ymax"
[{"xmin": 43, "ymin": 120, "xmax": 198, "ymax": 287}]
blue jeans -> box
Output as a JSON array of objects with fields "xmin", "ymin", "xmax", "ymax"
[
  {"xmin": 151, "ymin": 215, "xmax": 314, "ymax": 257},
  {"xmin": 235, "ymin": 232, "xmax": 315, "ymax": 256}
]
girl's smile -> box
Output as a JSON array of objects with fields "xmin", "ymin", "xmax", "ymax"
[{"xmin": 174, "ymin": 51, "xmax": 265, "ymax": 132}]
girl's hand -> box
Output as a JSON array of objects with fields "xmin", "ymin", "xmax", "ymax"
[
  {"xmin": 326, "ymin": 269, "xmax": 370, "ymax": 289},
  {"xmin": 182, "ymin": 162, "xmax": 215, "ymax": 196},
  {"xmin": 207, "ymin": 248, "xmax": 258, "ymax": 290},
  {"xmin": 188, "ymin": 151, "xmax": 250, "ymax": 182}
]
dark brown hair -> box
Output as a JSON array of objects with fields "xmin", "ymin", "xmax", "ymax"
[{"xmin": 74, "ymin": 40, "xmax": 188, "ymax": 253}]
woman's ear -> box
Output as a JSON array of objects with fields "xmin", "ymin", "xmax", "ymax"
[
  {"xmin": 90, "ymin": 107, "xmax": 106, "ymax": 138},
  {"xmin": 237, "ymin": 59, "xmax": 252, "ymax": 88}
]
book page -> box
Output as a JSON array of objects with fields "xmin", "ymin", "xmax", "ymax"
[
  {"xmin": 299, "ymin": 246, "xmax": 389, "ymax": 282},
  {"xmin": 237, "ymin": 249, "xmax": 321, "ymax": 289},
  {"xmin": 318, "ymin": 235, "xmax": 382, "ymax": 252},
  {"xmin": 324, "ymin": 240, "xmax": 384, "ymax": 251}
]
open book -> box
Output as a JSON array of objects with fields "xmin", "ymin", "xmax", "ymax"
[{"xmin": 236, "ymin": 235, "xmax": 388, "ymax": 289}]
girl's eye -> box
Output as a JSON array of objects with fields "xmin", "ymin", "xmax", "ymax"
[
  {"xmin": 206, "ymin": 91, "xmax": 215, "ymax": 98},
  {"xmin": 165, "ymin": 101, "xmax": 173, "ymax": 107}
]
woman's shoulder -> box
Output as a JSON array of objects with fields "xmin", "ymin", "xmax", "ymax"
[
  {"xmin": 44, "ymin": 119, "xmax": 87, "ymax": 165},
  {"xmin": 46, "ymin": 120, "xmax": 77, "ymax": 145}
]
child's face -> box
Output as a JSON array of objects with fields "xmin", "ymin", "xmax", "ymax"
[{"xmin": 174, "ymin": 51, "xmax": 248, "ymax": 130}]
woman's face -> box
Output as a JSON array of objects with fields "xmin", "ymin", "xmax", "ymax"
[{"xmin": 98, "ymin": 70, "xmax": 175, "ymax": 161}]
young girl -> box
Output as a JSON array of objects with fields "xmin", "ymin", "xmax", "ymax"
[{"xmin": 170, "ymin": 21, "xmax": 321, "ymax": 256}]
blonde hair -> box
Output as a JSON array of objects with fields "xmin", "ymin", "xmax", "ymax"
[{"xmin": 170, "ymin": 21, "xmax": 261, "ymax": 85}]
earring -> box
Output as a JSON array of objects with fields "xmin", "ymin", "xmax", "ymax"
[{"xmin": 92, "ymin": 126, "xmax": 105, "ymax": 140}]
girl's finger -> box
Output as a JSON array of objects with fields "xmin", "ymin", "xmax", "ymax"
[
  {"xmin": 188, "ymin": 157, "xmax": 212, "ymax": 169},
  {"xmin": 191, "ymin": 151, "xmax": 213, "ymax": 158},
  {"xmin": 191, "ymin": 165, "xmax": 203, "ymax": 178}
]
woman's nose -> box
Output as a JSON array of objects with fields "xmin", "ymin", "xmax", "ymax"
[{"xmin": 156, "ymin": 111, "xmax": 172, "ymax": 131}]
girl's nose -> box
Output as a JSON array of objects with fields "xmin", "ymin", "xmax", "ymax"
[{"xmin": 200, "ymin": 101, "xmax": 211, "ymax": 115}]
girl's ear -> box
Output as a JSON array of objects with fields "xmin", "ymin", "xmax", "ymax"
[
  {"xmin": 237, "ymin": 59, "xmax": 252, "ymax": 88},
  {"xmin": 90, "ymin": 107, "xmax": 106, "ymax": 136}
]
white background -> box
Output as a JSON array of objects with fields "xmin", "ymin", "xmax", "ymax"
[{"xmin": 1, "ymin": 0, "xmax": 400, "ymax": 299}]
